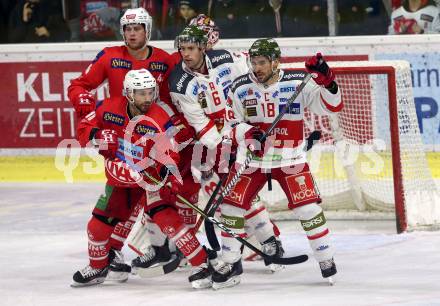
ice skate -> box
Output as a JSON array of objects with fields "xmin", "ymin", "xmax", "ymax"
[
  {"xmin": 71, "ymin": 265, "xmax": 109, "ymax": 287},
  {"xmin": 212, "ymin": 260, "xmax": 243, "ymax": 290},
  {"xmin": 261, "ymin": 236, "xmax": 285, "ymax": 273},
  {"xmin": 188, "ymin": 247, "xmax": 218, "ymax": 289},
  {"xmin": 319, "ymin": 258, "xmax": 337, "ymax": 285},
  {"xmin": 106, "ymin": 249, "xmax": 131, "ymax": 282},
  {"xmin": 131, "ymin": 244, "xmax": 180, "ymax": 277}
]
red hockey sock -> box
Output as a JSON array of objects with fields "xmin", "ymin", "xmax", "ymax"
[
  {"xmin": 152, "ymin": 207, "xmax": 207, "ymax": 266},
  {"xmin": 87, "ymin": 216, "xmax": 114, "ymax": 269},
  {"xmin": 109, "ymin": 201, "xmax": 142, "ymax": 251}
]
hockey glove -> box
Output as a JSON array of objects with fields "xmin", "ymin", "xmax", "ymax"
[
  {"xmin": 92, "ymin": 129, "xmax": 119, "ymax": 160},
  {"xmin": 245, "ymin": 127, "xmax": 266, "ymax": 158},
  {"xmin": 159, "ymin": 166, "xmax": 183, "ymax": 205},
  {"xmin": 305, "ymin": 53, "xmax": 335, "ymax": 87},
  {"xmin": 75, "ymin": 92, "xmax": 96, "ymax": 119}
]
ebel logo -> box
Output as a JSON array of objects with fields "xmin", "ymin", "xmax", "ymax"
[
  {"xmin": 111, "ymin": 58, "xmax": 132, "ymax": 69},
  {"xmin": 149, "ymin": 61, "xmax": 168, "ymax": 72},
  {"xmin": 176, "ymin": 73, "xmax": 189, "ymax": 92},
  {"xmin": 103, "ymin": 112, "xmax": 125, "ymax": 126},
  {"xmin": 211, "ymin": 53, "xmax": 231, "ymax": 64}
]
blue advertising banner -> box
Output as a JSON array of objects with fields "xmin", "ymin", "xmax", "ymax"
[{"xmin": 375, "ymin": 53, "xmax": 440, "ymax": 148}]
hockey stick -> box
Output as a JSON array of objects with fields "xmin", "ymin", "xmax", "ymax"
[
  {"xmin": 193, "ymin": 173, "xmax": 228, "ymax": 232},
  {"xmin": 204, "ymin": 73, "xmax": 313, "ymax": 250},
  {"xmin": 115, "ymin": 152, "xmax": 308, "ymax": 266},
  {"xmin": 139, "ymin": 170, "xmax": 308, "ymax": 265}
]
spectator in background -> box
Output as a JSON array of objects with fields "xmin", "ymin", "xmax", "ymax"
[
  {"xmin": 209, "ymin": 0, "xmax": 248, "ymax": 38},
  {"xmin": 8, "ymin": 0, "xmax": 51, "ymax": 43},
  {"xmin": 389, "ymin": 0, "xmax": 440, "ymax": 34},
  {"xmin": 282, "ymin": 0, "xmax": 328, "ymax": 37},
  {"xmin": 338, "ymin": 1, "xmax": 368, "ymax": 35}
]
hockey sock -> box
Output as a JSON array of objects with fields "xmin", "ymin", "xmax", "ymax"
[
  {"xmin": 176, "ymin": 201, "xmax": 197, "ymax": 229},
  {"xmin": 152, "ymin": 207, "xmax": 207, "ymax": 266},
  {"xmin": 295, "ymin": 203, "xmax": 334, "ymax": 261},
  {"xmin": 244, "ymin": 198, "xmax": 275, "ymax": 244},
  {"xmin": 221, "ymin": 204, "xmax": 246, "ymax": 264},
  {"xmin": 87, "ymin": 216, "xmax": 114, "ymax": 269},
  {"xmin": 109, "ymin": 201, "xmax": 142, "ymax": 251}
]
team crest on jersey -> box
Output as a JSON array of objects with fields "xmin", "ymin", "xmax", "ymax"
[
  {"xmin": 198, "ymin": 92, "xmax": 207, "ymax": 108},
  {"xmin": 149, "ymin": 61, "xmax": 168, "ymax": 72},
  {"xmin": 103, "ymin": 112, "xmax": 125, "ymax": 126},
  {"xmin": 243, "ymin": 98, "xmax": 257, "ymax": 106},
  {"xmin": 111, "ymin": 58, "xmax": 132, "ymax": 69},
  {"xmin": 135, "ymin": 124, "xmax": 158, "ymax": 136}
]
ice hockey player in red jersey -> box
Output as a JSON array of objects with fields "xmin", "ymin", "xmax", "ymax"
[
  {"xmin": 169, "ymin": 26, "xmax": 285, "ymax": 272},
  {"xmin": 68, "ymin": 7, "xmax": 172, "ymax": 120},
  {"xmin": 72, "ymin": 69, "xmax": 215, "ymax": 288},
  {"xmin": 211, "ymin": 39, "xmax": 342, "ymax": 289},
  {"xmin": 68, "ymin": 7, "xmax": 174, "ymax": 279}
]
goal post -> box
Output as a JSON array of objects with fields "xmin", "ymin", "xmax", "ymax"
[{"xmin": 260, "ymin": 60, "xmax": 440, "ymax": 233}]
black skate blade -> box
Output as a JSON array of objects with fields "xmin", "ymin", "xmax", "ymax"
[
  {"xmin": 265, "ymin": 254, "xmax": 309, "ymax": 265},
  {"xmin": 134, "ymin": 255, "xmax": 180, "ymax": 278}
]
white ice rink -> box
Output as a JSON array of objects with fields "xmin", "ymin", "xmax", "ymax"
[{"xmin": 1, "ymin": 183, "xmax": 440, "ymax": 306}]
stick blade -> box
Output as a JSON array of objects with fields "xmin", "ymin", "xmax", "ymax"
[{"xmin": 266, "ymin": 254, "xmax": 309, "ymax": 265}]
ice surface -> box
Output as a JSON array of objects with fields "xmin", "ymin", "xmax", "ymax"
[{"xmin": 1, "ymin": 183, "xmax": 439, "ymax": 306}]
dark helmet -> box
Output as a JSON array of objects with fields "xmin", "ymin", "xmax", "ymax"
[
  {"xmin": 248, "ymin": 38, "xmax": 281, "ymax": 61},
  {"xmin": 174, "ymin": 25, "xmax": 208, "ymax": 49}
]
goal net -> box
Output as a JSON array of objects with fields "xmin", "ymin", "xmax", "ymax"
[{"xmin": 259, "ymin": 60, "xmax": 440, "ymax": 233}]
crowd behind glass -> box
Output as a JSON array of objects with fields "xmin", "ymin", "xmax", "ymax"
[{"xmin": 0, "ymin": 0, "xmax": 438, "ymax": 44}]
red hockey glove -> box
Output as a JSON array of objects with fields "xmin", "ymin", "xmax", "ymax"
[
  {"xmin": 245, "ymin": 127, "xmax": 266, "ymax": 158},
  {"xmin": 75, "ymin": 92, "xmax": 96, "ymax": 119},
  {"xmin": 93, "ymin": 129, "xmax": 118, "ymax": 160},
  {"xmin": 159, "ymin": 166, "xmax": 183, "ymax": 205},
  {"xmin": 305, "ymin": 53, "xmax": 335, "ymax": 87},
  {"xmin": 170, "ymin": 114, "xmax": 195, "ymax": 144}
]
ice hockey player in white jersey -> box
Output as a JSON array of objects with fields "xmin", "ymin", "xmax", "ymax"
[
  {"xmin": 389, "ymin": 0, "xmax": 440, "ymax": 34},
  {"xmin": 211, "ymin": 38, "xmax": 342, "ymax": 290},
  {"xmin": 169, "ymin": 26, "xmax": 285, "ymax": 272}
]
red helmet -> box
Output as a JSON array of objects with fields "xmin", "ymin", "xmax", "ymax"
[{"xmin": 189, "ymin": 14, "xmax": 220, "ymax": 47}]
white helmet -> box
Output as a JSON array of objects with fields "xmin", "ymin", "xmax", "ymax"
[
  {"xmin": 123, "ymin": 69, "xmax": 158, "ymax": 102},
  {"xmin": 120, "ymin": 8, "xmax": 153, "ymax": 42}
]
